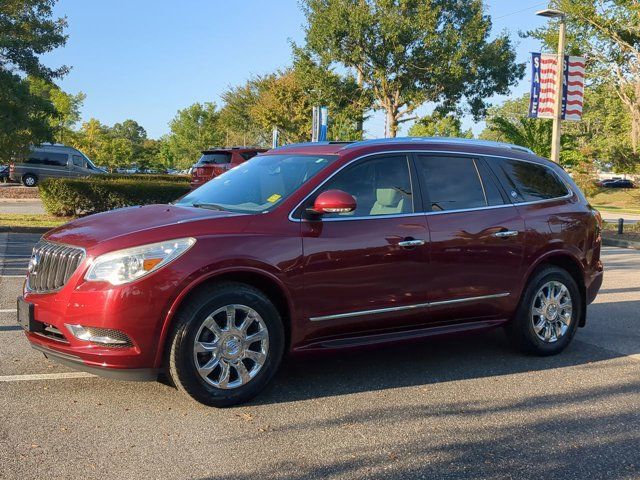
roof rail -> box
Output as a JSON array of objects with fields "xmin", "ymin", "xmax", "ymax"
[
  {"xmin": 340, "ymin": 137, "xmax": 535, "ymax": 154},
  {"xmin": 270, "ymin": 141, "xmax": 355, "ymax": 151}
]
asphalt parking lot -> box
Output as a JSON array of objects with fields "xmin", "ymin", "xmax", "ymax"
[{"xmin": 0, "ymin": 234, "xmax": 638, "ymax": 479}]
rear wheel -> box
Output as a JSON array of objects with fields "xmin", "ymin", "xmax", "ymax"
[
  {"xmin": 507, "ymin": 266, "xmax": 581, "ymax": 356},
  {"xmin": 167, "ymin": 282, "xmax": 285, "ymax": 407},
  {"xmin": 22, "ymin": 173, "xmax": 37, "ymax": 187}
]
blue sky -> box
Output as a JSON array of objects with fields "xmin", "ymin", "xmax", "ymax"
[{"xmin": 44, "ymin": 0, "xmax": 551, "ymax": 140}]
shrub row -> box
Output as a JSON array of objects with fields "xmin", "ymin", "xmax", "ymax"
[
  {"xmin": 100, "ymin": 173, "xmax": 190, "ymax": 183},
  {"xmin": 40, "ymin": 177, "xmax": 191, "ymax": 216}
]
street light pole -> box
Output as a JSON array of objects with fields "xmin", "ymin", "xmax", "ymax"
[{"xmin": 537, "ymin": 9, "xmax": 566, "ymax": 163}]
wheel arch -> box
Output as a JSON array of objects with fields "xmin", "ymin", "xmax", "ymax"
[
  {"xmin": 155, "ymin": 267, "xmax": 293, "ymax": 367},
  {"xmin": 524, "ymin": 251, "xmax": 587, "ymax": 327}
]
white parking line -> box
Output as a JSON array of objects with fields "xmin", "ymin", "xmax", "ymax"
[
  {"xmin": 0, "ymin": 372, "xmax": 95, "ymax": 382},
  {"xmin": 0, "ymin": 309, "xmax": 15, "ymax": 313},
  {"xmin": 0, "ymin": 275, "xmax": 26, "ymax": 278}
]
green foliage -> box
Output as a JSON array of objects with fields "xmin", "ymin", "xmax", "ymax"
[
  {"xmin": 408, "ymin": 113, "xmax": 473, "ymax": 138},
  {"xmin": 0, "ymin": 0, "xmax": 68, "ymax": 158},
  {"xmin": 27, "ymin": 76, "xmax": 85, "ymax": 144},
  {"xmin": 0, "ymin": 70, "xmax": 56, "ymax": 158},
  {"xmin": 480, "ymin": 94, "xmax": 578, "ymax": 166},
  {"xmin": 103, "ymin": 173, "xmax": 189, "ymax": 183},
  {"xmin": 219, "ymin": 83, "xmax": 269, "ymax": 147},
  {"xmin": 300, "ymin": 0, "xmax": 524, "ymax": 136},
  {"xmin": 39, "ymin": 176, "xmax": 190, "ymax": 216},
  {"xmin": 528, "ymin": 0, "xmax": 640, "ymax": 165},
  {"xmin": 164, "ymin": 103, "xmax": 223, "ymax": 169}
]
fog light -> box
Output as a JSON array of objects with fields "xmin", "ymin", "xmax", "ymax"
[{"xmin": 65, "ymin": 324, "xmax": 133, "ymax": 347}]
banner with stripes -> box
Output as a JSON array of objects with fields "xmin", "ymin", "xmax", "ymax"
[{"xmin": 529, "ymin": 52, "xmax": 585, "ymax": 121}]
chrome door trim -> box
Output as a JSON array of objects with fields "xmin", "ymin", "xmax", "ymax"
[
  {"xmin": 492, "ymin": 230, "xmax": 519, "ymax": 238},
  {"xmin": 309, "ymin": 292, "xmax": 510, "ymax": 322},
  {"xmin": 288, "ymin": 150, "xmax": 574, "ymax": 223},
  {"xmin": 398, "ymin": 239, "xmax": 426, "ymax": 247}
]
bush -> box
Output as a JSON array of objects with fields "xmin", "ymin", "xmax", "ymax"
[
  {"xmin": 101, "ymin": 173, "xmax": 190, "ymax": 183},
  {"xmin": 40, "ymin": 177, "xmax": 191, "ymax": 216}
]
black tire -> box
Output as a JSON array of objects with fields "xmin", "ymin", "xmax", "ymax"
[
  {"xmin": 167, "ymin": 282, "xmax": 285, "ymax": 407},
  {"xmin": 22, "ymin": 173, "xmax": 37, "ymax": 187},
  {"xmin": 507, "ymin": 266, "xmax": 582, "ymax": 356}
]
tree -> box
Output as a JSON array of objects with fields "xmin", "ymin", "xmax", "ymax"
[
  {"xmin": 218, "ymin": 82, "xmax": 269, "ymax": 147},
  {"xmin": 300, "ymin": 0, "xmax": 524, "ymax": 137},
  {"xmin": 0, "ymin": 0, "xmax": 68, "ymax": 157},
  {"xmin": 528, "ymin": 0, "xmax": 640, "ymax": 161},
  {"xmin": 408, "ymin": 113, "xmax": 473, "ymax": 138},
  {"xmin": 112, "ymin": 119, "xmax": 148, "ymax": 161},
  {"xmin": 249, "ymin": 71, "xmax": 311, "ymax": 144},
  {"xmin": 480, "ymin": 95, "xmax": 553, "ymax": 157},
  {"xmin": 165, "ymin": 103, "xmax": 223, "ymax": 169},
  {"xmin": 70, "ymin": 118, "xmax": 108, "ymax": 163},
  {"xmin": 291, "ymin": 47, "xmax": 372, "ymax": 140},
  {"xmin": 27, "ymin": 76, "xmax": 85, "ymax": 144}
]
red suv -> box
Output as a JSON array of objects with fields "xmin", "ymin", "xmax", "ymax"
[
  {"xmin": 18, "ymin": 138, "xmax": 603, "ymax": 407},
  {"xmin": 190, "ymin": 147, "xmax": 266, "ymax": 189}
]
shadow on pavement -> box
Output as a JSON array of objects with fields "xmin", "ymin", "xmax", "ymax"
[{"xmin": 256, "ymin": 325, "xmax": 632, "ymax": 407}]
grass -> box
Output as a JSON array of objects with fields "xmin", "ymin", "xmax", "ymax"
[
  {"xmin": 588, "ymin": 188, "xmax": 640, "ymax": 214},
  {"xmin": 603, "ymin": 221, "xmax": 640, "ymax": 233},
  {"xmin": 0, "ymin": 213, "xmax": 73, "ymax": 228}
]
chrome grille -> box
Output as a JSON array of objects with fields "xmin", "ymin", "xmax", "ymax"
[{"xmin": 27, "ymin": 241, "xmax": 85, "ymax": 293}]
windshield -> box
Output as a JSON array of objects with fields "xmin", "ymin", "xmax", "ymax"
[{"xmin": 177, "ymin": 154, "xmax": 338, "ymax": 213}]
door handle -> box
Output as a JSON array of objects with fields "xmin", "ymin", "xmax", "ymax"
[
  {"xmin": 492, "ymin": 230, "xmax": 519, "ymax": 239},
  {"xmin": 398, "ymin": 238, "xmax": 426, "ymax": 248}
]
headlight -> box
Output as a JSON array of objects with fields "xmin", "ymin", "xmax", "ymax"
[{"xmin": 85, "ymin": 238, "xmax": 196, "ymax": 285}]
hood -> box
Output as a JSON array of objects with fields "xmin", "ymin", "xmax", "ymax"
[{"xmin": 45, "ymin": 204, "xmax": 247, "ymax": 250}]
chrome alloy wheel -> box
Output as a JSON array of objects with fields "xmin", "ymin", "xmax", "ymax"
[
  {"xmin": 531, "ymin": 281, "xmax": 573, "ymax": 343},
  {"xmin": 193, "ymin": 304, "xmax": 269, "ymax": 389}
]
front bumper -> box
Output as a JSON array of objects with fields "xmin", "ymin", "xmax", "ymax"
[
  {"xmin": 20, "ymin": 256, "xmax": 189, "ymax": 372},
  {"xmin": 31, "ymin": 342, "xmax": 158, "ymax": 381}
]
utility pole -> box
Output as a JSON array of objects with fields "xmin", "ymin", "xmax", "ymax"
[{"xmin": 537, "ymin": 9, "xmax": 566, "ymax": 163}]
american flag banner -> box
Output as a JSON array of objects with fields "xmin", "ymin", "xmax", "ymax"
[{"xmin": 529, "ymin": 52, "xmax": 585, "ymax": 121}]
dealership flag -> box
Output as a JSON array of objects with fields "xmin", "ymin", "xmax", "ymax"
[{"xmin": 529, "ymin": 52, "xmax": 585, "ymax": 121}]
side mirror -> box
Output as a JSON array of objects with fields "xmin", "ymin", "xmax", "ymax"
[{"xmin": 309, "ymin": 189, "xmax": 357, "ymax": 215}]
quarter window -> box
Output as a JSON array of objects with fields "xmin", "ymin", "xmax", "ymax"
[
  {"xmin": 72, "ymin": 155, "xmax": 86, "ymax": 167},
  {"xmin": 314, "ymin": 155, "xmax": 414, "ymax": 218},
  {"xmin": 415, "ymin": 155, "xmax": 503, "ymax": 212},
  {"xmin": 495, "ymin": 159, "xmax": 569, "ymax": 202}
]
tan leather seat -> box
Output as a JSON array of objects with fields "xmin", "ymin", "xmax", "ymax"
[{"xmin": 370, "ymin": 188, "xmax": 404, "ymax": 215}]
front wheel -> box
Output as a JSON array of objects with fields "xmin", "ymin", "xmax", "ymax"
[
  {"xmin": 507, "ymin": 266, "xmax": 582, "ymax": 356},
  {"xmin": 167, "ymin": 282, "xmax": 285, "ymax": 407}
]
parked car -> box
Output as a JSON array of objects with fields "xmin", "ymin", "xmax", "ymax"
[
  {"xmin": 190, "ymin": 147, "xmax": 267, "ymax": 189},
  {"xmin": 9, "ymin": 144, "xmax": 105, "ymax": 186},
  {"xmin": 17, "ymin": 138, "xmax": 603, "ymax": 407},
  {"xmin": 0, "ymin": 165, "xmax": 10, "ymax": 183},
  {"xmin": 598, "ymin": 178, "xmax": 635, "ymax": 188}
]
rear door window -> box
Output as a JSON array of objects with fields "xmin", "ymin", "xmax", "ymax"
[
  {"xmin": 197, "ymin": 153, "xmax": 232, "ymax": 165},
  {"xmin": 492, "ymin": 159, "xmax": 569, "ymax": 202},
  {"xmin": 415, "ymin": 155, "xmax": 504, "ymax": 212}
]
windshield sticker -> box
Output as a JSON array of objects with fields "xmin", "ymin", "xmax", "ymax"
[{"xmin": 267, "ymin": 194, "xmax": 282, "ymax": 203}]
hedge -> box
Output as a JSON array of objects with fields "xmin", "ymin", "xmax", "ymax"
[
  {"xmin": 101, "ymin": 173, "xmax": 190, "ymax": 183},
  {"xmin": 39, "ymin": 177, "xmax": 191, "ymax": 216}
]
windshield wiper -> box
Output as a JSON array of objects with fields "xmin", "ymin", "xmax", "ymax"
[{"xmin": 191, "ymin": 202, "xmax": 227, "ymax": 211}]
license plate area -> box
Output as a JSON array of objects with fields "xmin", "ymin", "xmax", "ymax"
[{"xmin": 16, "ymin": 297, "xmax": 42, "ymax": 333}]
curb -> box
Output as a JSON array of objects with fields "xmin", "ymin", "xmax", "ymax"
[
  {"xmin": 0, "ymin": 226, "xmax": 50, "ymax": 234},
  {"xmin": 602, "ymin": 237, "xmax": 640, "ymax": 250}
]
